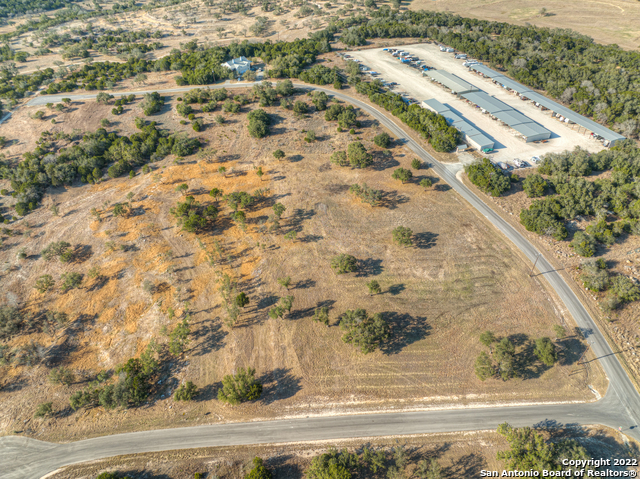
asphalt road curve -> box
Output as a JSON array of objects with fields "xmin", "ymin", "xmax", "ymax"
[{"xmin": 3, "ymin": 83, "xmax": 637, "ymax": 479}]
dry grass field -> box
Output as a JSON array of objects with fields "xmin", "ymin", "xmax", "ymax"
[
  {"xmin": 46, "ymin": 427, "xmax": 637, "ymax": 479},
  {"xmin": 0, "ymin": 85, "xmax": 606, "ymax": 441},
  {"xmin": 408, "ymin": 0, "xmax": 640, "ymax": 50}
]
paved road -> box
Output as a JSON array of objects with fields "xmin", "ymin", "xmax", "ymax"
[{"xmin": 3, "ymin": 83, "xmax": 637, "ymax": 478}]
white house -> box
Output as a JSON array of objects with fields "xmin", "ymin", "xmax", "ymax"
[{"xmin": 221, "ymin": 56, "xmax": 251, "ymax": 75}]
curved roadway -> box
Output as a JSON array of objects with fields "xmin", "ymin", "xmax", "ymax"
[{"xmin": 2, "ymin": 84, "xmax": 638, "ymax": 479}]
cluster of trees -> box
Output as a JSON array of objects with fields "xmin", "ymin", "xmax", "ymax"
[
  {"xmin": 520, "ymin": 143, "xmax": 640, "ymax": 243},
  {"xmin": 340, "ymin": 309, "xmax": 390, "ymax": 354},
  {"xmin": 306, "ymin": 445, "xmax": 442, "ymax": 479},
  {"xmin": 465, "ymin": 158, "xmax": 511, "ymax": 197},
  {"xmin": 497, "ymin": 423, "xmax": 590, "ymax": 472},
  {"xmin": 169, "ymin": 196, "xmax": 218, "ymax": 233},
  {"xmin": 140, "ymin": 92, "xmax": 165, "ymax": 115},
  {"xmin": 0, "ymin": 0, "xmax": 82, "ymax": 17},
  {"xmin": 70, "ymin": 345, "xmax": 158, "ymax": 411},
  {"xmin": 1, "ymin": 123, "xmax": 200, "ymax": 216},
  {"xmin": 474, "ymin": 331, "xmax": 557, "ymax": 381},
  {"xmin": 329, "ymin": 9, "xmax": 640, "ymax": 136},
  {"xmin": 579, "ymin": 260, "xmax": 639, "ymax": 312},
  {"xmin": 324, "ymin": 103, "xmax": 358, "ymax": 129},
  {"xmin": 356, "ymin": 82, "xmax": 460, "ymax": 152},
  {"xmin": 331, "ymin": 142, "xmax": 373, "ymax": 168}
]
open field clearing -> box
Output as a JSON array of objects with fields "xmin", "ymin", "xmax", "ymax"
[
  {"xmin": 350, "ymin": 44, "xmax": 607, "ymax": 163},
  {"xmin": 408, "ymin": 0, "xmax": 640, "ymax": 51},
  {"xmin": 44, "ymin": 426, "xmax": 638, "ymax": 479},
  {"xmin": 0, "ymin": 87, "xmax": 605, "ymax": 441}
]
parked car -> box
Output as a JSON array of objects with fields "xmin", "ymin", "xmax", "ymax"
[
  {"xmin": 513, "ymin": 158, "xmax": 524, "ymax": 167},
  {"xmin": 497, "ymin": 162, "xmax": 509, "ymax": 170},
  {"xmin": 530, "ymin": 156, "xmax": 541, "ymax": 164}
]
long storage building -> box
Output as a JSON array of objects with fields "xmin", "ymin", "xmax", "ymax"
[
  {"xmin": 469, "ymin": 64, "xmax": 625, "ymax": 146},
  {"xmin": 421, "ymin": 98, "xmax": 495, "ymax": 151}
]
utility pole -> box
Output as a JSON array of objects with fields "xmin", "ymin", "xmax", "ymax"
[{"xmin": 529, "ymin": 253, "xmax": 542, "ymax": 277}]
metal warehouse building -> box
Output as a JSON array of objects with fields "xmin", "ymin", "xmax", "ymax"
[
  {"xmin": 422, "ymin": 98, "xmax": 495, "ymax": 151},
  {"xmin": 469, "ymin": 64, "xmax": 625, "ymax": 146},
  {"xmin": 461, "ymin": 91, "xmax": 551, "ymax": 142},
  {"xmin": 424, "ymin": 70, "xmax": 479, "ymax": 95}
]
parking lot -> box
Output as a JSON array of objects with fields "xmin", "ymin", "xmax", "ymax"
[{"xmin": 350, "ymin": 43, "xmax": 607, "ymax": 165}]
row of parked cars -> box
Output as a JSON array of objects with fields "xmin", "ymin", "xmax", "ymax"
[
  {"xmin": 495, "ymin": 157, "xmax": 541, "ymax": 171},
  {"xmin": 383, "ymin": 48, "xmax": 434, "ymax": 72}
]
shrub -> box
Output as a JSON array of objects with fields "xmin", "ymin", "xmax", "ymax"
[
  {"xmin": 0, "ymin": 306, "xmax": 23, "ymax": 339},
  {"xmin": 49, "ymin": 366, "xmax": 74, "ymax": 385},
  {"xmin": 367, "ymin": 280, "xmax": 381, "ymax": 295},
  {"xmin": 34, "ymin": 402, "xmax": 53, "ymax": 418},
  {"xmin": 293, "ymin": 100, "xmax": 309, "ymax": 115},
  {"xmin": 312, "ymin": 306, "xmax": 330, "ymax": 325},
  {"xmin": 60, "ymin": 272, "xmax": 83, "ymax": 292},
  {"xmin": 41, "ymin": 241, "xmax": 72, "ymax": 261},
  {"xmin": 610, "ymin": 275, "xmax": 640, "ymax": 303},
  {"xmin": 247, "ymin": 109, "xmax": 270, "ymax": 138},
  {"xmin": 35, "ymin": 274, "xmax": 55, "ymax": 293},
  {"xmin": 420, "ymin": 178, "xmax": 432, "ymax": 189},
  {"xmin": 570, "ymin": 231, "xmax": 597, "ymax": 257},
  {"xmin": 373, "ymin": 132, "xmax": 391, "ymax": 148},
  {"xmin": 245, "ymin": 457, "xmax": 273, "ymax": 479},
  {"xmin": 349, "ymin": 183, "xmax": 382, "ymax": 206},
  {"xmin": 141, "ymin": 91, "xmax": 165, "ymax": 115},
  {"xmin": 273, "ymin": 149, "xmax": 285, "ymax": 160},
  {"xmin": 331, "ymin": 254, "xmax": 358, "ymax": 274},
  {"xmin": 392, "ymin": 226, "xmax": 413, "ymax": 246},
  {"xmin": 217, "ymin": 367, "xmax": 263, "ymax": 405},
  {"xmin": 174, "ymin": 381, "xmax": 198, "ymax": 401},
  {"xmin": 411, "ymin": 158, "xmax": 421, "ymax": 170},
  {"xmin": 340, "ymin": 309, "xmax": 390, "ymax": 354},
  {"xmin": 580, "ymin": 260, "xmax": 610, "ymax": 292}
]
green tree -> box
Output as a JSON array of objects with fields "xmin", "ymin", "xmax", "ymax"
[
  {"xmin": 570, "ymin": 231, "xmax": 596, "ymax": 257},
  {"xmin": 175, "ymin": 183, "xmax": 189, "ymax": 195},
  {"xmin": 217, "ymin": 367, "xmax": 263, "ymax": 405},
  {"xmin": 367, "ymin": 280, "xmax": 381, "ymax": 295},
  {"xmin": 340, "ymin": 309, "xmax": 390, "ymax": 354},
  {"xmin": 411, "ymin": 158, "xmax": 422, "ymax": 170},
  {"xmin": 347, "ymin": 142, "xmax": 373, "ymax": 168},
  {"xmin": 169, "ymin": 316, "xmax": 191, "ymax": 355},
  {"xmin": 392, "ymin": 168, "xmax": 412, "ymax": 184},
  {"xmin": 235, "ymin": 292, "xmax": 249, "ymax": 309},
  {"xmin": 610, "ymin": 275, "xmax": 640, "ymax": 302},
  {"xmin": 474, "ymin": 351, "xmax": 495, "ymax": 381},
  {"xmin": 209, "ymin": 188, "xmax": 224, "ymax": 202},
  {"xmin": 420, "ymin": 178, "xmax": 432, "ymax": 189},
  {"xmin": 479, "ymin": 331, "xmax": 497, "ymax": 348},
  {"xmin": 331, "ymin": 254, "xmax": 358, "ymax": 274},
  {"xmin": 495, "ymin": 338, "xmax": 516, "ymax": 380},
  {"xmin": 174, "ymin": 381, "xmax": 198, "ymax": 401},
  {"xmin": 277, "ymin": 276, "xmax": 291, "ymax": 290},
  {"xmin": 392, "ymin": 226, "xmax": 413, "ymax": 246},
  {"xmin": 41, "ymin": 241, "xmax": 72, "ymax": 261},
  {"xmin": 245, "ymin": 457, "xmax": 273, "ymax": 479},
  {"xmin": 522, "ymin": 174, "xmax": 547, "ymax": 198},
  {"xmin": 313, "ymin": 306, "xmax": 330, "ymax": 325},
  {"xmin": 273, "ymin": 149, "xmax": 285, "ymax": 160},
  {"xmin": 273, "ymin": 202, "xmax": 286, "ymax": 218},
  {"xmin": 373, "ymin": 132, "xmax": 391, "ymax": 148},
  {"xmin": 534, "ymin": 337, "xmax": 557, "ymax": 366},
  {"xmin": 293, "ymin": 100, "xmax": 309, "ymax": 115}
]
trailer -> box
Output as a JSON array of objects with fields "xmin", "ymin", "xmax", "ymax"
[{"xmin": 454, "ymin": 54, "xmax": 467, "ymax": 59}]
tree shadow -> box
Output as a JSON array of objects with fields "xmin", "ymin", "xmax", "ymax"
[
  {"xmin": 387, "ymin": 284, "xmax": 405, "ymax": 295},
  {"xmin": 288, "ymin": 154, "xmax": 303, "ymax": 163},
  {"xmin": 189, "ymin": 317, "xmax": 228, "ymax": 357},
  {"xmin": 72, "ymin": 244, "xmax": 93, "ymax": 264},
  {"xmin": 194, "ymin": 381, "xmax": 221, "ymax": 402},
  {"xmin": 557, "ymin": 337, "xmax": 587, "ymax": 366},
  {"xmin": 355, "ymin": 258, "xmax": 383, "ymax": 277},
  {"xmin": 442, "ymin": 453, "xmax": 485, "ymax": 478},
  {"xmin": 295, "ymin": 278, "xmax": 316, "ymax": 289},
  {"xmin": 434, "ymin": 184, "xmax": 451, "ymax": 192},
  {"xmin": 380, "ymin": 312, "xmax": 431, "ymax": 355},
  {"xmin": 414, "ymin": 232, "xmax": 438, "ymax": 249},
  {"xmin": 117, "ymin": 470, "xmax": 172, "ymax": 479},
  {"xmin": 256, "ymin": 294, "xmax": 279, "ymax": 311},
  {"xmin": 379, "ymin": 190, "xmax": 409, "ymax": 209},
  {"xmin": 371, "ymin": 154, "xmax": 400, "ymax": 171},
  {"xmin": 258, "ymin": 367, "xmax": 302, "ymax": 405},
  {"xmin": 300, "ymin": 233, "xmax": 323, "ymax": 243},
  {"xmin": 325, "ymin": 183, "xmax": 350, "ymax": 195},
  {"xmin": 266, "ymin": 454, "xmax": 304, "ymax": 479}
]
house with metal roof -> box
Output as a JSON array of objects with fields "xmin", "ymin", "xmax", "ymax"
[
  {"xmin": 468, "ymin": 64, "xmax": 625, "ymax": 146},
  {"xmin": 422, "ymin": 98, "xmax": 495, "ymax": 151}
]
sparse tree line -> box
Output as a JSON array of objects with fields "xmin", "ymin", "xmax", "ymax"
[{"xmin": 0, "ymin": 119, "xmax": 200, "ymax": 216}]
